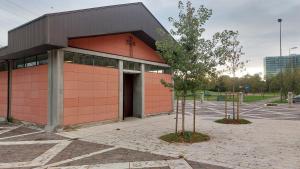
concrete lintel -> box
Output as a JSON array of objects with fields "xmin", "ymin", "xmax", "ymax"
[
  {"xmin": 46, "ymin": 49, "xmax": 64, "ymax": 131},
  {"xmin": 123, "ymin": 69, "xmax": 141, "ymax": 74}
]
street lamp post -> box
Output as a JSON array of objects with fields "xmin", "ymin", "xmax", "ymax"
[
  {"xmin": 278, "ymin": 18, "xmax": 283, "ymax": 102},
  {"xmin": 289, "ymin": 46, "xmax": 298, "ymax": 55}
]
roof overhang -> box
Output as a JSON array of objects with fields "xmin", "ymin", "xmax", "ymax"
[{"xmin": 0, "ymin": 3, "xmax": 169, "ymax": 61}]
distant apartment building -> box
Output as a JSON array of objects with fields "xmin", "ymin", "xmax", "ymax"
[{"xmin": 264, "ymin": 54, "xmax": 300, "ymax": 78}]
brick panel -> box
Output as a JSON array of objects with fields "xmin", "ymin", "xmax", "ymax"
[
  {"xmin": 64, "ymin": 63, "xmax": 119, "ymax": 126},
  {"xmin": 145, "ymin": 72, "xmax": 172, "ymax": 115},
  {"xmin": 68, "ymin": 33, "xmax": 165, "ymax": 63},
  {"xmin": 11, "ymin": 65, "xmax": 48, "ymax": 124},
  {"xmin": 0, "ymin": 71, "xmax": 8, "ymax": 118}
]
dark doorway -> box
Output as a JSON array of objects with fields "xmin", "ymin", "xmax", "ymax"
[{"xmin": 123, "ymin": 74, "xmax": 134, "ymax": 119}]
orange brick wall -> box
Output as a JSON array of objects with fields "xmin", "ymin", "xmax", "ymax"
[
  {"xmin": 0, "ymin": 71, "xmax": 8, "ymax": 118},
  {"xmin": 64, "ymin": 63, "xmax": 119, "ymax": 125},
  {"xmin": 145, "ymin": 72, "xmax": 173, "ymax": 115},
  {"xmin": 11, "ymin": 65, "xmax": 48, "ymax": 124},
  {"xmin": 68, "ymin": 33, "xmax": 165, "ymax": 63}
]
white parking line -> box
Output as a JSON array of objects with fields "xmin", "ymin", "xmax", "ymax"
[
  {"xmin": 44, "ymin": 159, "xmax": 193, "ymax": 169},
  {"xmin": 0, "ymin": 131, "xmax": 44, "ymax": 140}
]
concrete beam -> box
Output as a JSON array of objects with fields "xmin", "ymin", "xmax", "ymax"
[
  {"xmin": 46, "ymin": 49, "xmax": 64, "ymax": 131},
  {"xmin": 118, "ymin": 60, "xmax": 123, "ymax": 121}
]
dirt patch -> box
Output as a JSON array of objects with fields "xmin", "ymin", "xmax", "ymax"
[
  {"xmin": 215, "ymin": 118, "xmax": 251, "ymax": 124},
  {"xmin": 159, "ymin": 132, "xmax": 210, "ymax": 143}
]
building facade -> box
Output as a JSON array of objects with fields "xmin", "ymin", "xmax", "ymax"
[
  {"xmin": 264, "ymin": 55, "xmax": 300, "ymax": 78},
  {"xmin": 0, "ymin": 3, "xmax": 173, "ymax": 130}
]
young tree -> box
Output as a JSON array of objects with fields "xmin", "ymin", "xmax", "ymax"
[
  {"xmin": 157, "ymin": 0, "xmax": 231, "ymax": 134},
  {"xmin": 220, "ymin": 31, "xmax": 246, "ymax": 120}
]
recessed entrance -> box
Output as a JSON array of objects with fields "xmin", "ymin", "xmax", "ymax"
[
  {"xmin": 123, "ymin": 72, "xmax": 143, "ymax": 120},
  {"xmin": 123, "ymin": 74, "xmax": 134, "ymax": 119}
]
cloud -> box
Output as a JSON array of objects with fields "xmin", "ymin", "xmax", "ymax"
[{"xmin": 0, "ymin": 0, "xmax": 299, "ymax": 75}]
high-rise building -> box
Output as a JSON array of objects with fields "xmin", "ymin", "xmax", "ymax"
[{"xmin": 264, "ymin": 55, "xmax": 300, "ymax": 78}]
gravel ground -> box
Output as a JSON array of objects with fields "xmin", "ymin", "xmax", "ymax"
[{"xmin": 60, "ymin": 114, "xmax": 300, "ymax": 169}]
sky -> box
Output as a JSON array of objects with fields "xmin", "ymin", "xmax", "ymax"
[{"xmin": 0, "ymin": 0, "xmax": 300, "ymax": 77}]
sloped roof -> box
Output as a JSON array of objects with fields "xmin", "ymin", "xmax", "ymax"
[{"xmin": 0, "ymin": 2, "xmax": 168, "ymax": 61}]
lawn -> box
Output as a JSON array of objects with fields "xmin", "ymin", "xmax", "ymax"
[
  {"xmin": 182, "ymin": 91, "xmax": 279, "ymax": 102},
  {"xmin": 271, "ymin": 99, "xmax": 288, "ymax": 104}
]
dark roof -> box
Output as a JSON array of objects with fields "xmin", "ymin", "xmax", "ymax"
[{"xmin": 0, "ymin": 2, "xmax": 168, "ymax": 61}]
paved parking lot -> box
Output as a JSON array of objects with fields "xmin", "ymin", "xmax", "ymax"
[
  {"xmin": 183, "ymin": 101, "xmax": 300, "ymax": 120},
  {"xmin": 0, "ymin": 101, "xmax": 299, "ymax": 169},
  {"xmin": 0, "ymin": 123, "xmax": 228, "ymax": 169}
]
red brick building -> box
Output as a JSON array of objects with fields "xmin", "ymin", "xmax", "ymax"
[{"xmin": 0, "ymin": 3, "xmax": 173, "ymax": 130}]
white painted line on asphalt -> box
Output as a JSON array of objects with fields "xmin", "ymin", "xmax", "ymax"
[
  {"xmin": 45, "ymin": 159, "xmax": 193, "ymax": 169},
  {"xmin": 0, "ymin": 140, "xmax": 72, "ymax": 169},
  {"xmin": 33, "ymin": 140, "xmax": 72, "ymax": 165},
  {"xmin": 0, "ymin": 140, "xmax": 68, "ymax": 145},
  {"xmin": 130, "ymin": 160, "xmax": 169, "ymax": 168},
  {"xmin": 0, "ymin": 161, "xmax": 34, "ymax": 169},
  {"xmin": 0, "ymin": 125, "xmax": 21, "ymax": 135},
  {"xmin": 168, "ymin": 159, "xmax": 193, "ymax": 169},
  {"xmin": 0, "ymin": 131, "xmax": 44, "ymax": 140},
  {"xmin": 240, "ymin": 107, "xmax": 264, "ymax": 115},
  {"xmin": 35, "ymin": 146, "xmax": 119, "ymax": 169}
]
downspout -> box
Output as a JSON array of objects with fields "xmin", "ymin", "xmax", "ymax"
[{"xmin": 6, "ymin": 60, "xmax": 12, "ymax": 122}]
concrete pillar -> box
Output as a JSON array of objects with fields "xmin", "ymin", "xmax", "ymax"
[
  {"xmin": 46, "ymin": 49, "xmax": 64, "ymax": 131},
  {"xmin": 141, "ymin": 64, "xmax": 145, "ymax": 118},
  {"xmin": 239, "ymin": 92, "xmax": 244, "ymax": 104},
  {"xmin": 118, "ymin": 60, "xmax": 123, "ymax": 121},
  {"xmin": 288, "ymin": 92, "xmax": 293, "ymax": 107}
]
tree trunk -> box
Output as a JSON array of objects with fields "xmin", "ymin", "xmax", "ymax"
[
  {"xmin": 175, "ymin": 96, "xmax": 179, "ymax": 134},
  {"xmin": 181, "ymin": 92, "xmax": 186, "ymax": 134},
  {"xmin": 193, "ymin": 94, "xmax": 196, "ymax": 134}
]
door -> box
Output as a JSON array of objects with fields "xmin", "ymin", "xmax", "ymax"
[{"xmin": 123, "ymin": 74, "xmax": 134, "ymax": 119}]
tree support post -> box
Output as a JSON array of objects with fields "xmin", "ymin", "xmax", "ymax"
[
  {"xmin": 182, "ymin": 92, "xmax": 186, "ymax": 134},
  {"xmin": 237, "ymin": 93, "xmax": 240, "ymax": 120},
  {"xmin": 225, "ymin": 92, "xmax": 228, "ymax": 119},
  {"xmin": 232, "ymin": 92, "xmax": 235, "ymax": 120},
  {"xmin": 175, "ymin": 95, "xmax": 179, "ymax": 134},
  {"xmin": 193, "ymin": 94, "xmax": 196, "ymax": 134}
]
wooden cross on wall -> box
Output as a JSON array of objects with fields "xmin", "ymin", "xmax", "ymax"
[{"xmin": 126, "ymin": 36, "xmax": 135, "ymax": 57}]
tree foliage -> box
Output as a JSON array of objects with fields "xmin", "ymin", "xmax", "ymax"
[{"xmin": 156, "ymin": 0, "xmax": 235, "ymax": 133}]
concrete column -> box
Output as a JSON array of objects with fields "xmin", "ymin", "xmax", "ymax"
[
  {"xmin": 141, "ymin": 64, "xmax": 145, "ymax": 118},
  {"xmin": 288, "ymin": 92, "xmax": 293, "ymax": 107},
  {"xmin": 239, "ymin": 92, "xmax": 244, "ymax": 104},
  {"xmin": 6, "ymin": 60, "xmax": 12, "ymax": 121},
  {"xmin": 118, "ymin": 60, "xmax": 123, "ymax": 121},
  {"xmin": 46, "ymin": 49, "xmax": 64, "ymax": 131}
]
